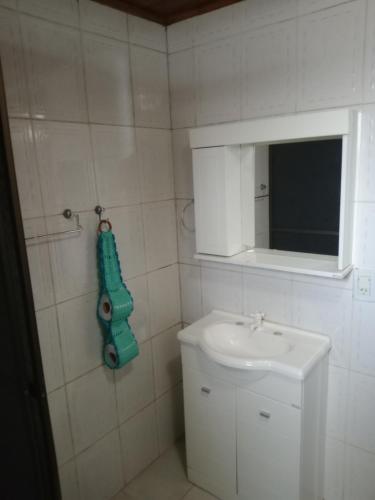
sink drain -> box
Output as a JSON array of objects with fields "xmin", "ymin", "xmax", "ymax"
[{"xmin": 273, "ymin": 331, "xmax": 283, "ymax": 336}]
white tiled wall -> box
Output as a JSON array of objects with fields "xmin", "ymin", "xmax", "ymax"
[
  {"xmin": 6, "ymin": 0, "xmax": 375, "ymax": 497},
  {"xmin": 83, "ymin": 33, "xmax": 133, "ymax": 126},
  {"xmin": 0, "ymin": 2, "xmax": 182, "ymax": 499},
  {"xmin": 21, "ymin": 16, "xmax": 87, "ymax": 121},
  {"xmin": 168, "ymin": 1, "xmax": 375, "ymax": 498}
]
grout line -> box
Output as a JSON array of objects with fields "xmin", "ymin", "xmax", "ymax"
[
  {"xmin": 34, "ymin": 260, "xmax": 182, "ymax": 312},
  {"xmin": 24, "ymin": 197, "xmax": 178, "ymax": 221},
  {"xmin": 71, "ymin": 424, "xmax": 120, "ymax": 462},
  {"xmin": 45, "ymin": 319, "xmax": 181, "ymax": 390},
  {"xmin": 167, "ymin": 0, "xmax": 357, "ymax": 57},
  {"xmin": 180, "ymin": 484, "xmax": 195, "ymax": 500},
  {"xmin": 8, "ymin": 114, "xmax": 172, "ymax": 131}
]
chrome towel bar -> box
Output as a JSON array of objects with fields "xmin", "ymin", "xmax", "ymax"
[{"xmin": 25, "ymin": 209, "xmax": 82, "ymax": 245}]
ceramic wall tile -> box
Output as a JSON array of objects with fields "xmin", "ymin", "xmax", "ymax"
[
  {"xmin": 59, "ymin": 460, "xmax": 80, "ymax": 500},
  {"xmin": 36, "ymin": 306, "xmax": 64, "ymax": 393},
  {"xmin": 169, "ymin": 49, "xmax": 196, "ymax": 128},
  {"xmin": 364, "ymin": 0, "xmax": 375, "ymax": 103},
  {"xmin": 119, "ymin": 403, "xmax": 158, "ymax": 482},
  {"xmin": 24, "ymin": 218, "xmax": 55, "ymax": 310},
  {"xmin": 67, "ymin": 366, "xmax": 117, "ymax": 453},
  {"xmin": 79, "ymin": 0, "xmax": 127, "ymax": 41},
  {"xmin": 242, "ymin": 0, "xmax": 297, "ymax": 30},
  {"xmin": 142, "ymin": 200, "xmax": 178, "ymax": 272},
  {"xmin": 156, "ymin": 384, "xmax": 184, "ymax": 453},
  {"xmin": 91, "ymin": 125, "xmax": 139, "ymax": 208},
  {"xmin": 131, "ymin": 46, "xmax": 170, "ymax": 128},
  {"xmin": 193, "ymin": 3, "xmax": 240, "ymax": 46},
  {"xmin": 48, "ymin": 388, "xmax": 74, "ymax": 466},
  {"xmin": 76, "ymin": 430, "xmax": 123, "ymax": 500},
  {"xmin": 83, "ymin": 33, "xmax": 133, "ymax": 126},
  {"xmin": 0, "ymin": 8, "xmax": 29, "ymax": 117},
  {"xmin": 353, "ymin": 202, "xmax": 375, "ymax": 269},
  {"xmin": 48, "ymin": 212, "xmax": 98, "ymax": 302},
  {"xmin": 10, "ymin": 119, "xmax": 43, "ymax": 219},
  {"xmin": 183, "ymin": 487, "xmax": 218, "ymax": 500},
  {"xmin": 0, "ymin": 0, "xmax": 16, "ymax": 8},
  {"xmin": 324, "ymin": 437, "xmax": 345, "ymax": 500},
  {"xmin": 172, "ymin": 129, "xmax": 194, "ymax": 199},
  {"xmin": 291, "ymin": 281, "xmax": 352, "ymax": 368},
  {"xmin": 127, "ymin": 275, "xmax": 150, "ymax": 344},
  {"xmin": 347, "ymin": 371, "xmax": 375, "ymax": 454},
  {"xmin": 201, "ymin": 266, "xmax": 243, "ymax": 315},
  {"xmin": 195, "ymin": 37, "xmax": 241, "ymax": 125},
  {"xmin": 351, "ymin": 300, "xmax": 375, "ymax": 377},
  {"xmin": 180, "ymin": 264, "xmax": 202, "ymax": 324},
  {"xmin": 355, "ymin": 106, "xmax": 375, "ymax": 202},
  {"xmin": 128, "ymin": 15, "xmax": 166, "ymax": 52},
  {"xmin": 136, "ymin": 128, "xmax": 174, "ymax": 203},
  {"xmin": 326, "ymin": 366, "xmax": 349, "ymax": 441},
  {"xmin": 167, "ymin": 18, "xmax": 194, "ymax": 53},
  {"xmin": 344, "ymin": 444, "xmax": 375, "ymax": 500},
  {"xmin": 152, "ymin": 325, "xmax": 182, "ymax": 397},
  {"xmin": 176, "ymin": 199, "xmax": 197, "ymax": 265},
  {"xmin": 123, "ymin": 438, "xmax": 190, "ymax": 499},
  {"xmin": 105, "ymin": 205, "xmax": 146, "ymax": 280},
  {"xmin": 57, "ymin": 292, "xmax": 102, "ymax": 382},
  {"xmin": 299, "ymin": 0, "xmax": 359, "ymax": 16},
  {"xmin": 34, "ymin": 121, "xmax": 96, "ymax": 216},
  {"xmin": 115, "ymin": 341, "xmax": 154, "ymax": 423},
  {"xmin": 241, "ymin": 20, "xmax": 297, "ymax": 118},
  {"xmin": 17, "ymin": 0, "xmax": 79, "ymax": 27},
  {"xmin": 297, "ymin": 1, "xmax": 365, "ymax": 110},
  {"xmin": 21, "ymin": 16, "xmax": 87, "ymax": 121},
  {"xmin": 243, "ymin": 271, "xmax": 292, "ymax": 324},
  {"xmin": 147, "ymin": 264, "xmax": 181, "ymax": 336}
]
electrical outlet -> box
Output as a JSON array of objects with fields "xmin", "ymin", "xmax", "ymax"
[
  {"xmin": 358, "ymin": 275, "xmax": 371, "ymax": 297},
  {"xmin": 354, "ymin": 269, "xmax": 375, "ymax": 301}
]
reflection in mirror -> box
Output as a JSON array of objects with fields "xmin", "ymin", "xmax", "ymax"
[{"xmin": 254, "ymin": 139, "xmax": 342, "ymax": 257}]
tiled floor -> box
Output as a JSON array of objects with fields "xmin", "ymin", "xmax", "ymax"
[{"xmin": 111, "ymin": 441, "xmax": 217, "ymax": 500}]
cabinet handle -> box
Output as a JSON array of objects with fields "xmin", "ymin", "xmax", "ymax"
[
  {"xmin": 201, "ymin": 386, "xmax": 211, "ymax": 395},
  {"xmin": 259, "ymin": 410, "xmax": 271, "ymax": 419}
]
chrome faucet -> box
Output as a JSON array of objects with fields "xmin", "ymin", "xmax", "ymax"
[{"xmin": 250, "ymin": 312, "xmax": 265, "ymax": 330}]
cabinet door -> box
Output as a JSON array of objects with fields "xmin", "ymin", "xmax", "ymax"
[
  {"xmin": 255, "ymin": 145, "xmax": 269, "ymax": 197},
  {"xmin": 183, "ymin": 368, "xmax": 236, "ymax": 499},
  {"xmin": 237, "ymin": 389, "xmax": 301, "ymax": 500},
  {"xmin": 192, "ymin": 146, "xmax": 243, "ymax": 256},
  {"xmin": 255, "ymin": 196, "xmax": 270, "ymax": 248}
]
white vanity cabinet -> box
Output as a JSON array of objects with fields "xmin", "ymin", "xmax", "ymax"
[
  {"xmin": 237, "ymin": 389, "xmax": 301, "ymax": 500},
  {"xmin": 183, "ymin": 368, "xmax": 236, "ymax": 499},
  {"xmin": 179, "ymin": 311, "xmax": 330, "ymax": 500}
]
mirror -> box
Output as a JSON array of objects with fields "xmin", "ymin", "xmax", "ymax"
[{"xmin": 254, "ymin": 138, "xmax": 343, "ymax": 257}]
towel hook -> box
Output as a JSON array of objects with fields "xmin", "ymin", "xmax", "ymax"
[{"xmin": 94, "ymin": 205, "xmax": 105, "ymax": 221}]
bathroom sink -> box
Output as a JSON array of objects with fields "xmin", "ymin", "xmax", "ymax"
[
  {"xmin": 199, "ymin": 322, "xmax": 291, "ymax": 370},
  {"xmin": 178, "ymin": 310, "xmax": 331, "ymax": 379}
]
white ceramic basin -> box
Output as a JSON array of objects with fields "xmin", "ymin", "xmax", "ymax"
[
  {"xmin": 178, "ymin": 310, "xmax": 331, "ymax": 379},
  {"xmin": 203, "ymin": 323, "xmax": 290, "ymax": 357},
  {"xmin": 199, "ymin": 322, "xmax": 291, "ymax": 369}
]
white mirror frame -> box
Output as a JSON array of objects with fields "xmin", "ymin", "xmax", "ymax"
[{"xmin": 190, "ymin": 109, "xmax": 360, "ymax": 276}]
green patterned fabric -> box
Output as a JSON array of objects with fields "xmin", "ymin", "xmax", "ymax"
[{"xmin": 97, "ymin": 228, "xmax": 139, "ymax": 369}]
